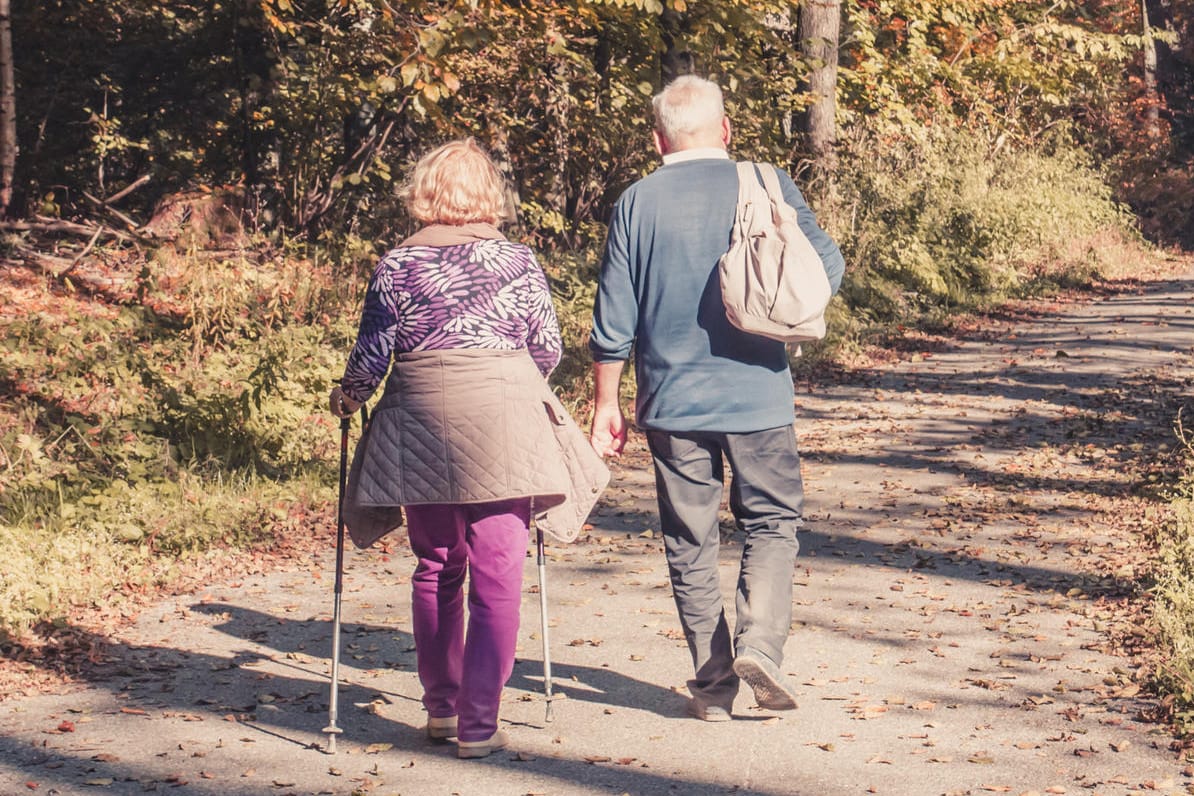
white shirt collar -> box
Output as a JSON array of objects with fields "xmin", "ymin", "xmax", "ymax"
[{"xmin": 661, "ymin": 147, "xmax": 731, "ymax": 165}]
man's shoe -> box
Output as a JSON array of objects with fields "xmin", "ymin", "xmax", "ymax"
[
  {"xmin": 425, "ymin": 715, "xmax": 458, "ymax": 742},
  {"xmin": 733, "ymin": 650, "xmax": 798, "ymax": 711},
  {"xmin": 457, "ymin": 729, "xmax": 509, "ymax": 759},
  {"xmin": 687, "ymin": 700, "xmax": 732, "ymax": 722}
]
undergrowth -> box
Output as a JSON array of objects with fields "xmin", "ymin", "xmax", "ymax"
[
  {"xmin": 824, "ymin": 125, "xmax": 1144, "ymax": 333},
  {"xmin": 1150, "ymin": 419, "xmax": 1194, "ymax": 738},
  {"xmin": 0, "ymin": 247, "xmax": 355, "ymax": 640}
]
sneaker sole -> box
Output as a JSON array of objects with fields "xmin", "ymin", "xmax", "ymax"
[{"xmin": 733, "ymin": 657, "xmax": 798, "ymax": 711}]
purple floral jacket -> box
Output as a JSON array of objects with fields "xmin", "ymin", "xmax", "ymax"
[{"xmin": 340, "ymin": 238, "xmax": 563, "ymax": 404}]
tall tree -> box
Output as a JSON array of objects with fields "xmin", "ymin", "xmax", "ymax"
[
  {"xmin": 1142, "ymin": 0, "xmax": 1161, "ymax": 132},
  {"xmin": 0, "ymin": 0, "xmax": 14, "ymax": 216},
  {"xmin": 800, "ymin": 0, "xmax": 840, "ymax": 179}
]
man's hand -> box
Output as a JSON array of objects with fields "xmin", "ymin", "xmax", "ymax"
[
  {"xmin": 329, "ymin": 386, "xmax": 362, "ymax": 418},
  {"xmin": 590, "ymin": 360, "xmax": 628, "ymax": 457},
  {"xmin": 590, "ymin": 403, "xmax": 628, "ymax": 457}
]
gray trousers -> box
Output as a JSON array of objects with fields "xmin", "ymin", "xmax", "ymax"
[{"xmin": 646, "ymin": 425, "xmax": 803, "ymax": 709}]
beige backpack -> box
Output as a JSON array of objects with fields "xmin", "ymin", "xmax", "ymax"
[{"xmin": 718, "ymin": 162, "xmax": 832, "ymax": 344}]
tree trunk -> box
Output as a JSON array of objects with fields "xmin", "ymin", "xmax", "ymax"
[
  {"xmin": 1142, "ymin": 0, "xmax": 1161, "ymax": 132},
  {"xmin": 0, "ymin": 0, "xmax": 15, "ymax": 217},
  {"xmin": 799, "ymin": 0, "xmax": 841, "ymax": 179}
]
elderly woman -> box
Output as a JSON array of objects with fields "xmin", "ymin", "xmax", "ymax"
[{"xmin": 328, "ymin": 139, "xmax": 606, "ymax": 759}]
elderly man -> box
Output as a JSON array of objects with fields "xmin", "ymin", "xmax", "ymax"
[{"xmin": 588, "ymin": 75, "xmax": 845, "ymax": 721}]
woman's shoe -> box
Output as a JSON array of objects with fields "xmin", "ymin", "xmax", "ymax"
[
  {"xmin": 425, "ymin": 715, "xmax": 458, "ymax": 743},
  {"xmin": 456, "ymin": 729, "xmax": 509, "ymax": 759}
]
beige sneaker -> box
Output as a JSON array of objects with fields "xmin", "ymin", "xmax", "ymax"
[
  {"xmin": 456, "ymin": 729, "xmax": 509, "ymax": 759},
  {"xmin": 425, "ymin": 715, "xmax": 458, "ymax": 743},
  {"xmin": 733, "ymin": 650, "xmax": 798, "ymax": 711}
]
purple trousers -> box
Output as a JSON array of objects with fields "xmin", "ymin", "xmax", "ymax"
[{"xmin": 405, "ymin": 499, "xmax": 530, "ymax": 742}]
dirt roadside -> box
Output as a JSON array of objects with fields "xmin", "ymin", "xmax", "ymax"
[{"xmin": 2, "ymin": 262, "xmax": 1193, "ymax": 796}]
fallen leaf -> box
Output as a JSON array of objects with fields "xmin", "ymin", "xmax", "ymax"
[
  {"xmin": 56, "ymin": 721, "xmax": 75, "ymax": 733},
  {"xmin": 584, "ymin": 755, "xmax": 612, "ymax": 764},
  {"xmin": 364, "ymin": 743, "xmax": 392, "ymax": 754}
]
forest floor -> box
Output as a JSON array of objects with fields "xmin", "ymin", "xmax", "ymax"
[{"xmin": 2, "ymin": 256, "xmax": 1194, "ymax": 795}]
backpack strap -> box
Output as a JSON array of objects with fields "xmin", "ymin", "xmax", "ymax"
[
  {"xmin": 735, "ymin": 161, "xmax": 758, "ymax": 203},
  {"xmin": 756, "ymin": 163, "xmax": 785, "ymax": 204}
]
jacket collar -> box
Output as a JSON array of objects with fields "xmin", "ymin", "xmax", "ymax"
[
  {"xmin": 661, "ymin": 147, "xmax": 731, "ymax": 165},
  {"xmin": 399, "ymin": 222, "xmax": 506, "ymax": 248}
]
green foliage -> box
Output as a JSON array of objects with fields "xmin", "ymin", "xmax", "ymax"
[
  {"xmin": 840, "ymin": 0, "xmax": 1145, "ymax": 145},
  {"xmin": 542, "ymin": 249, "xmax": 601, "ymax": 415},
  {"xmin": 827, "ymin": 123, "xmax": 1137, "ymax": 326}
]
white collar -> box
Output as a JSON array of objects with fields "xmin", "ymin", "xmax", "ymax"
[{"xmin": 661, "ymin": 147, "xmax": 731, "ymax": 165}]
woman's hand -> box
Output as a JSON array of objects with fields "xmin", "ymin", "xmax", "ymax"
[{"xmin": 329, "ymin": 386, "xmax": 362, "ymax": 418}]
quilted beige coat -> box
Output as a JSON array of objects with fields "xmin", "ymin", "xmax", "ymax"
[{"xmin": 343, "ymin": 348, "xmax": 609, "ymax": 548}]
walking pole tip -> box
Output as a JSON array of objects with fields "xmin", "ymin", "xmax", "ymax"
[{"xmin": 322, "ymin": 725, "xmax": 342, "ymax": 754}]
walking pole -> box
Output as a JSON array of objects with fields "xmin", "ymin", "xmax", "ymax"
[
  {"xmin": 322, "ymin": 406, "xmax": 355, "ymax": 754},
  {"xmin": 534, "ymin": 514, "xmax": 555, "ymax": 723}
]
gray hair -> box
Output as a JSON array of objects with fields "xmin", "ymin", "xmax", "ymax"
[{"xmin": 652, "ymin": 75, "xmax": 725, "ymax": 145}]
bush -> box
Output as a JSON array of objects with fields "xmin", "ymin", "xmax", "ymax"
[
  {"xmin": 1150, "ymin": 422, "xmax": 1194, "ymax": 736},
  {"xmin": 827, "ymin": 125, "xmax": 1140, "ymax": 328}
]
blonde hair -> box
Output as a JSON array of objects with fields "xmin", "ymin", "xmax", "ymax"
[
  {"xmin": 652, "ymin": 75, "xmax": 725, "ymax": 147},
  {"xmin": 401, "ymin": 138, "xmax": 508, "ymax": 226}
]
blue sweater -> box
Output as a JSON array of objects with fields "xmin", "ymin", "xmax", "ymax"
[{"xmin": 590, "ymin": 156, "xmax": 845, "ymax": 433}]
